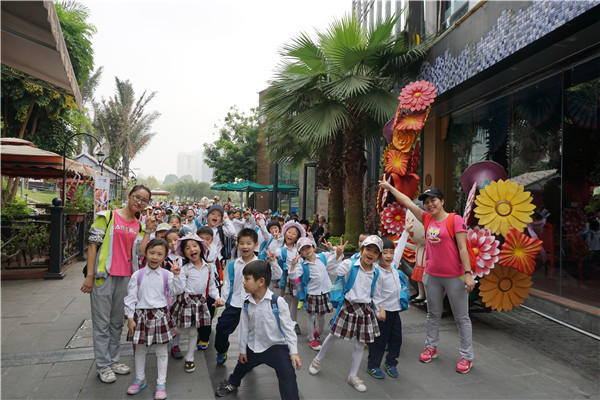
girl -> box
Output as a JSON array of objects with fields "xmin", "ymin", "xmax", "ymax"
[
  {"xmin": 268, "ymin": 221, "xmax": 306, "ymax": 334},
  {"xmin": 308, "ymin": 235, "xmax": 385, "ymax": 393},
  {"xmin": 380, "ymin": 182, "xmax": 475, "ymax": 374},
  {"xmin": 170, "ymin": 234, "xmax": 220, "ymax": 373},
  {"xmin": 81, "ymin": 185, "xmax": 150, "ymax": 384},
  {"xmin": 124, "ymin": 239, "xmax": 184, "ymax": 399},
  {"xmin": 289, "ymin": 237, "xmax": 343, "ymax": 350},
  {"xmin": 164, "ymin": 228, "xmax": 184, "ymax": 359}
]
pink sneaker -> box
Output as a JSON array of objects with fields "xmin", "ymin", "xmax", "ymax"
[
  {"xmin": 126, "ymin": 379, "xmax": 146, "ymax": 394},
  {"xmin": 313, "ymin": 329, "xmax": 320, "ymax": 340},
  {"xmin": 456, "ymin": 357, "xmax": 472, "ymax": 373},
  {"xmin": 308, "ymin": 339, "xmax": 322, "ymax": 351},
  {"xmin": 154, "ymin": 383, "xmax": 167, "ymax": 400},
  {"xmin": 419, "ymin": 347, "xmax": 437, "ymax": 363}
]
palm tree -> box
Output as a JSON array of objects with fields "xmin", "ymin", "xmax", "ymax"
[
  {"xmin": 263, "ymin": 14, "xmax": 427, "ymax": 243},
  {"xmin": 93, "ymin": 77, "xmax": 159, "ymax": 196}
]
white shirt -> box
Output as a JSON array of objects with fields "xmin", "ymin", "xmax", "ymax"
[
  {"xmin": 166, "ymin": 252, "xmax": 183, "ymax": 267},
  {"xmin": 336, "ymin": 258, "xmax": 382, "ymax": 304},
  {"xmin": 372, "ymin": 230, "xmax": 409, "ymax": 312},
  {"xmin": 205, "ymin": 243, "xmax": 219, "ymax": 264},
  {"xmin": 257, "ymin": 219, "xmax": 282, "ymax": 252},
  {"xmin": 182, "ymin": 219, "xmax": 198, "ymax": 235},
  {"xmin": 181, "ymin": 261, "xmax": 220, "ymax": 299},
  {"xmin": 219, "ymin": 256, "xmax": 259, "ymax": 308},
  {"xmin": 288, "ymin": 251, "xmax": 342, "ymax": 295},
  {"xmin": 209, "ymin": 218, "xmax": 236, "ymax": 260},
  {"xmin": 238, "ymin": 289, "xmax": 298, "ymax": 355},
  {"xmin": 269, "ymin": 245, "xmax": 298, "ymax": 275},
  {"xmin": 124, "ymin": 267, "xmax": 184, "ymax": 318}
]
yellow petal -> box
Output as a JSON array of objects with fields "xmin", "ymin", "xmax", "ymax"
[
  {"xmin": 510, "ymin": 190, "xmax": 531, "ymax": 205},
  {"xmin": 504, "ymin": 181, "xmax": 520, "ymax": 202},
  {"xmin": 475, "ymin": 193, "xmax": 497, "ymax": 208},
  {"xmin": 487, "ymin": 181, "xmax": 500, "ymax": 203},
  {"xmin": 477, "ymin": 212, "xmax": 498, "ymax": 226},
  {"xmin": 499, "ymin": 218, "xmax": 511, "ymax": 237}
]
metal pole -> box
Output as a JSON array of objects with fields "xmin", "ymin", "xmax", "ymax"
[
  {"xmin": 46, "ymin": 199, "xmax": 65, "ymax": 279},
  {"xmin": 61, "ymin": 132, "xmax": 102, "ymax": 205},
  {"xmin": 271, "ymin": 163, "xmax": 279, "ymax": 212}
]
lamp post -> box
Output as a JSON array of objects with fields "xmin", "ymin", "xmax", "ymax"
[
  {"xmin": 100, "ymin": 155, "xmax": 120, "ymax": 200},
  {"xmin": 60, "ymin": 132, "xmax": 104, "ymax": 205}
]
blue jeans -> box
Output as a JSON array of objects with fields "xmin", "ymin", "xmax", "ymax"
[
  {"xmin": 367, "ymin": 310, "xmax": 402, "ymax": 369},
  {"xmin": 215, "ymin": 305, "xmax": 241, "ymax": 354}
]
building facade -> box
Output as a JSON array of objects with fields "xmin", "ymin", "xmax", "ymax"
[{"xmin": 176, "ymin": 150, "xmax": 213, "ymax": 183}]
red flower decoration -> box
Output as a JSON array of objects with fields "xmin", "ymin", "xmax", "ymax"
[
  {"xmin": 463, "ymin": 182, "xmax": 477, "ymax": 222},
  {"xmin": 396, "ymin": 110, "xmax": 428, "ymax": 130},
  {"xmin": 410, "ymin": 140, "xmax": 420, "ymax": 174},
  {"xmin": 499, "ymin": 227, "xmax": 543, "ymax": 275},
  {"xmin": 383, "ymin": 146, "xmax": 410, "ymax": 176},
  {"xmin": 398, "ymin": 80, "xmax": 437, "ymax": 111},
  {"xmin": 381, "ymin": 202, "xmax": 407, "ymax": 236},
  {"xmin": 467, "ymin": 227, "xmax": 500, "ymax": 278}
]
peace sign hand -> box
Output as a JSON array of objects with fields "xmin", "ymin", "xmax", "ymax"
[{"xmin": 336, "ymin": 240, "xmax": 349, "ymax": 258}]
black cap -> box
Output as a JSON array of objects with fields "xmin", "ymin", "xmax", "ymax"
[{"xmin": 418, "ymin": 187, "xmax": 444, "ymax": 201}]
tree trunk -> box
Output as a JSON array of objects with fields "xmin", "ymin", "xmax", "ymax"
[
  {"xmin": 343, "ymin": 125, "xmax": 367, "ymax": 246},
  {"xmin": 18, "ymin": 100, "xmax": 35, "ymax": 139},
  {"xmin": 328, "ymin": 133, "xmax": 345, "ymax": 236},
  {"xmin": 28, "ymin": 106, "xmax": 41, "ymax": 140}
]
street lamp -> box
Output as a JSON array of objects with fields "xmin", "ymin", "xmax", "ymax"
[
  {"xmin": 100, "ymin": 155, "xmax": 121, "ymax": 201},
  {"xmin": 60, "ymin": 132, "xmax": 103, "ymax": 205}
]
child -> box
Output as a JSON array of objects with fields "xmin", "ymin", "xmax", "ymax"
[
  {"xmin": 155, "ymin": 223, "xmax": 171, "ymax": 241},
  {"xmin": 164, "ymin": 229, "xmax": 184, "ymax": 359},
  {"xmin": 289, "ymin": 237, "xmax": 344, "ymax": 350},
  {"xmin": 214, "ymin": 228, "xmax": 283, "ymax": 364},
  {"xmin": 268, "ymin": 221, "xmax": 306, "ymax": 334},
  {"xmin": 215, "ymin": 260, "xmax": 301, "ymax": 399},
  {"xmin": 308, "ymin": 235, "xmax": 385, "ymax": 393},
  {"xmin": 204, "ymin": 204, "xmax": 236, "ymax": 291},
  {"xmin": 124, "ymin": 239, "xmax": 184, "ymax": 400},
  {"xmin": 195, "ymin": 226, "xmax": 220, "ymax": 350},
  {"xmin": 182, "ymin": 208, "xmax": 202, "ymax": 236},
  {"xmin": 167, "ymin": 214, "xmax": 182, "ymax": 232},
  {"xmin": 351, "ymin": 233, "xmax": 370, "ymax": 260},
  {"xmin": 367, "ymin": 227, "xmax": 411, "ymax": 380},
  {"xmin": 170, "ymin": 234, "xmax": 220, "ymax": 373}
]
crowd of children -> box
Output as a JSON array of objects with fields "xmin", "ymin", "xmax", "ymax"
[{"xmin": 95, "ymin": 194, "xmax": 476, "ymax": 399}]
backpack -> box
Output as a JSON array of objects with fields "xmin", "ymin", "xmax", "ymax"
[
  {"xmin": 423, "ymin": 212, "xmax": 476, "ymax": 271},
  {"xmin": 225, "ymin": 260, "xmax": 237, "ymax": 306},
  {"xmin": 257, "ymin": 237, "xmax": 273, "ymax": 261},
  {"xmin": 243, "ymin": 293, "xmax": 285, "ymax": 337},
  {"xmin": 277, "ymin": 247, "xmax": 289, "ymax": 287},
  {"xmin": 297, "ymin": 253, "xmax": 327, "ymax": 303},
  {"xmin": 397, "ymin": 268, "xmax": 410, "ymax": 312},
  {"xmin": 216, "ymin": 225, "xmax": 227, "ymax": 259},
  {"xmin": 329, "ymin": 258, "xmax": 380, "ymax": 328},
  {"xmin": 137, "ymin": 266, "xmax": 172, "ymax": 309}
]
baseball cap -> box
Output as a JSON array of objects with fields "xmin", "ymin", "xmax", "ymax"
[
  {"xmin": 297, "ymin": 237, "xmax": 314, "ymax": 251},
  {"xmin": 418, "ymin": 187, "xmax": 444, "ymax": 201},
  {"xmin": 360, "ymin": 235, "xmax": 383, "ymax": 252},
  {"xmin": 156, "ymin": 223, "xmax": 171, "ymax": 232}
]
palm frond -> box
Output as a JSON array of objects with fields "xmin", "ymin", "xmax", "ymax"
[
  {"xmin": 323, "ymin": 74, "xmax": 374, "ymax": 98},
  {"xmin": 291, "ymin": 102, "xmax": 352, "ymax": 147}
]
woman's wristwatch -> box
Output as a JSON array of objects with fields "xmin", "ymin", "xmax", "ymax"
[{"xmin": 464, "ymin": 271, "xmax": 473, "ymax": 275}]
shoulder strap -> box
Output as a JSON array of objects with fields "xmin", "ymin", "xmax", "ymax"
[
  {"xmin": 446, "ymin": 212, "xmax": 456, "ymax": 240},
  {"xmin": 370, "ymin": 268, "xmax": 380, "ymax": 298},
  {"xmin": 137, "ymin": 267, "xmax": 144, "ymax": 294},
  {"xmin": 226, "ymin": 260, "xmax": 236, "ymax": 305},
  {"xmin": 161, "ymin": 268, "xmax": 169, "ymax": 299},
  {"xmin": 423, "ymin": 212, "xmax": 433, "ymax": 230},
  {"xmin": 316, "ymin": 253, "xmax": 327, "ymax": 266},
  {"xmin": 206, "ymin": 266, "xmax": 211, "ymax": 298},
  {"xmin": 270, "ymin": 294, "xmax": 285, "ymax": 337},
  {"xmin": 243, "ymin": 298, "xmax": 249, "ymax": 313},
  {"xmin": 343, "ymin": 258, "xmax": 361, "ymax": 294}
]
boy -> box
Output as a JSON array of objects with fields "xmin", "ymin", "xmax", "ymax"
[
  {"xmin": 204, "ymin": 204, "xmax": 236, "ymax": 290},
  {"xmin": 213, "ymin": 229, "xmax": 282, "ymax": 364},
  {"xmin": 216, "ymin": 260, "xmax": 301, "ymax": 399},
  {"xmin": 195, "ymin": 226, "xmax": 219, "ymax": 350}
]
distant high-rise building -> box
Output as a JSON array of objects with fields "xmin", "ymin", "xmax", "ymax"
[{"xmin": 176, "ymin": 150, "xmax": 213, "ymax": 183}]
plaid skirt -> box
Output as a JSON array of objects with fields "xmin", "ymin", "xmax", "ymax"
[
  {"xmin": 127, "ymin": 307, "xmax": 176, "ymax": 346},
  {"xmin": 306, "ymin": 293, "xmax": 334, "ymax": 315},
  {"xmin": 170, "ymin": 292, "xmax": 211, "ymax": 328},
  {"xmin": 284, "ymin": 276, "xmax": 299, "ymax": 297},
  {"xmin": 330, "ymin": 300, "xmax": 380, "ymax": 343}
]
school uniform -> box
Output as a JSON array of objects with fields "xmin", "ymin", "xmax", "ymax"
[
  {"xmin": 197, "ymin": 244, "xmax": 220, "ymax": 344},
  {"xmin": 225, "ymin": 289, "xmax": 300, "ymax": 400},
  {"xmin": 170, "ymin": 261, "xmax": 219, "ymax": 328},
  {"xmin": 270, "ymin": 245, "xmax": 299, "ymax": 295}
]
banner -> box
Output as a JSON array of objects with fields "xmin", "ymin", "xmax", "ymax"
[
  {"xmin": 94, "ymin": 173, "xmax": 110, "ymax": 217},
  {"xmin": 317, "ymin": 188, "xmax": 329, "ymax": 219}
]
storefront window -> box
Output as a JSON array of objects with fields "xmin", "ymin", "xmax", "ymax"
[{"xmin": 449, "ymin": 56, "xmax": 599, "ymax": 307}]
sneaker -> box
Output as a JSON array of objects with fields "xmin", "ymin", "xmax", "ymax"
[
  {"xmin": 185, "ymin": 361, "xmax": 195, "ymax": 373},
  {"xmin": 216, "ymin": 352, "xmax": 228, "ymax": 365},
  {"xmin": 456, "ymin": 357, "xmax": 472, "ymax": 374},
  {"xmin": 313, "ymin": 329, "xmax": 320, "ymax": 340},
  {"xmin": 294, "ymin": 324, "xmax": 301, "ymax": 335},
  {"xmin": 366, "ymin": 367, "xmax": 385, "ymax": 379},
  {"xmin": 126, "ymin": 379, "xmax": 146, "ymax": 394},
  {"xmin": 308, "ymin": 339, "xmax": 321, "ymax": 351},
  {"xmin": 297, "ymin": 301, "xmax": 304, "ymax": 310},
  {"xmin": 216, "ymin": 380, "xmax": 237, "ymax": 397},
  {"xmin": 197, "ymin": 341, "xmax": 209, "ymax": 350},
  {"xmin": 308, "ymin": 357, "xmax": 321, "ymax": 375},
  {"xmin": 419, "ymin": 347, "xmax": 437, "ymax": 363},
  {"xmin": 347, "ymin": 376, "xmax": 367, "ymax": 392},
  {"xmin": 154, "ymin": 383, "xmax": 167, "ymax": 400},
  {"xmin": 383, "ymin": 362, "xmax": 398, "ymax": 378},
  {"xmin": 273, "ymin": 281, "xmax": 280, "ymax": 288},
  {"xmin": 111, "ymin": 363, "xmax": 130, "ymax": 375},
  {"xmin": 170, "ymin": 346, "xmax": 183, "ymax": 359},
  {"xmin": 99, "ymin": 369, "xmax": 116, "ymax": 383}
]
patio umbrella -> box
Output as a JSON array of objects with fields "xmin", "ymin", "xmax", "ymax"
[
  {"xmin": 227, "ymin": 180, "xmax": 269, "ymax": 207},
  {"xmin": 210, "ymin": 182, "xmax": 236, "ymax": 191},
  {"xmin": 264, "ymin": 183, "xmax": 299, "ymax": 193}
]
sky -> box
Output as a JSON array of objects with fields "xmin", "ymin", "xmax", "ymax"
[{"xmin": 86, "ymin": 0, "xmax": 351, "ymax": 182}]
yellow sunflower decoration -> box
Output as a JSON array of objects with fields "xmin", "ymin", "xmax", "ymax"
[
  {"xmin": 479, "ymin": 265, "xmax": 532, "ymax": 312},
  {"xmin": 474, "ymin": 179, "xmax": 535, "ymax": 237}
]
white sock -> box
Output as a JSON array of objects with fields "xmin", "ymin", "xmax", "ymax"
[
  {"xmin": 185, "ymin": 327, "xmax": 196, "ymax": 362},
  {"xmin": 316, "ymin": 333, "xmax": 337, "ymax": 361},
  {"xmin": 155, "ymin": 343, "xmax": 168, "ymax": 385},
  {"xmin": 349, "ymin": 339, "xmax": 364, "ymax": 378},
  {"xmin": 134, "ymin": 344, "xmax": 147, "ymax": 381},
  {"xmin": 317, "ymin": 314, "xmax": 325, "ymax": 336}
]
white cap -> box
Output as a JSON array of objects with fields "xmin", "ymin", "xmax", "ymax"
[{"xmin": 360, "ymin": 235, "xmax": 383, "ymax": 252}]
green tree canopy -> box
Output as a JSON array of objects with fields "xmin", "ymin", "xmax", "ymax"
[
  {"xmin": 204, "ymin": 107, "xmax": 258, "ymax": 184},
  {"xmin": 162, "ymin": 174, "xmax": 179, "ymax": 186}
]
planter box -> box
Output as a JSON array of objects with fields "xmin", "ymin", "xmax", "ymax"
[{"xmin": 68, "ymin": 213, "xmax": 85, "ymax": 223}]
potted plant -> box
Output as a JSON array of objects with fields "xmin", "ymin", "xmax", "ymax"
[{"xmin": 64, "ymin": 186, "xmax": 93, "ymax": 222}]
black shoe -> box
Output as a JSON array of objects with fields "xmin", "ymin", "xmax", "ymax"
[
  {"xmin": 184, "ymin": 361, "xmax": 195, "ymax": 373},
  {"xmin": 294, "ymin": 324, "xmax": 301, "ymax": 335},
  {"xmin": 216, "ymin": 380, "xmax": 237, "ymax": 397}
]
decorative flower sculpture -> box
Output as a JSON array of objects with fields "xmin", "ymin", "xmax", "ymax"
[
  {"xmin": 398, "ymin": 80, "xmax": 437, "ymax": 111},
  {"xmin": 392, "ymin": 129, "xmax": 417, "ymax": 153},
  {"xmin": 467, "ymin": 227, "xmax": 500, "ymax": 277},
  {"xmin": 478, "ymin": 265, "xmax": 532, "ymax": 312},
  {"xmin": 463, "ymin": 182, "xmax": 477, "ymax": 221},
  {"xmin": 383, "ymin": 146, "xmax": 410, "ymax": 175},
  {"xmin": 410, "ymin": 140, "xmax": 420, "ymax": 174},
  {"xmin": 396, "ymin": 110, "xmax": 428, "ymax": 130},
  {"xmin": 499, "ymin": 227, "xmax": 543, "ymax": 275},
  {"xmin": 381, "ymin": 202, "xmax": 406, "ymax": 236},
  {"xmin": 474, "ymin": 179, "xmax": 535, "ymax": 237}
]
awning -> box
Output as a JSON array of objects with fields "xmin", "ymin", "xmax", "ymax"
[
  {"xmin": 1, "ymin": 1, "xmax": 82, "ymax": 108},
  {"xmin": 511, "ymin": 169, "xmax": 559, "ymax": 191},
  {"xmin": 265, "ymin": 183, "xmax": 299, "ymax": 193},
  {"xmin": 151, "ymin": 190, "xmax": 171, "ymax": 196}
]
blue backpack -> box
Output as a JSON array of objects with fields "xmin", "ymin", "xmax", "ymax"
[
  {"xmin": 329, "ymin": 258, "xmax": 380, "ymax": 328},
  {"xmin": 243, "ymin": 294, "xmax": 284, "ymax": 337},
  {"xmin": 225, "ymin": 260, "xmax": 236, "ymax": 306},
  {"xmin": 397, "ymin": 268, "xmax": 410, "ymax": 312},
  {"xmin": 257, "ymin": 237, "xmax": 273, "ymax": 261},
  {"xmin": 277, "ymin": 247, "xmax": 289, "ymax": 287},
  {"xmin": 297, "ymin": 253, "xmax": 327, "ymax": 303}
]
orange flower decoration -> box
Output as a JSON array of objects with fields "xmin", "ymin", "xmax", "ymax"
[
  {"xmin": 396, "ymin": 110, "xmax": 428, "ymax": 130},
  {"xmin": 383, "ymin": 146, "xmax": 410, "ymax": 175},
  {"xmin": 498, "ymin": 227, "xmax": 543, "ymax": 275},
  {"xmin": 479, "ymin": 265, "xmax": 532, "ymax": 312},
  {"xmin": 392, "ymin": 129, "xmax": 417, "ymax": 152}
]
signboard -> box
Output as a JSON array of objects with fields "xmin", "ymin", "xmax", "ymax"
[
  {"xmin": 94, "ymin": 173, "xmax": 110, "ymax": 217},
  {"xmin": 316, "ymin": 188, "xmax": 329, "ymax": 218}
]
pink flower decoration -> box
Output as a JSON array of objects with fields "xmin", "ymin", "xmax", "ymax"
[
  {"xmin": 467, "ymin": 227, "xmax": 500, "ymax": 278},
  {"xmin": 463, "ymin": 182, "xmax": 477, "ymax": 222},
  {"xmin": 398, "ymin": 80, "xmax": 437, "ymax": 111},
  {"xmin": 381, "ymin": 202, "xmax": 406, "ymax": 236}
]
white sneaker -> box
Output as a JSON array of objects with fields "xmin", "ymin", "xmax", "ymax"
[
  {"xmin": 111, "ymin": 363, "xmax": 130, "ymax": 375},
  {"xmin": 308, "ymin": 357, "xmax": 321, "ymax": 375},
  {"xmin": 347, "ymin": 376, "xmax": 366, "ymax": 392},
  {"xmin": 99, "ymin": 369, "xmax": 116, "ymax": 383}
]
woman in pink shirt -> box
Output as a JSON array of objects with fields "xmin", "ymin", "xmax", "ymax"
[{"xmin": 379, "ymin": 182, "xmax": 476, "ymax": 374}]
